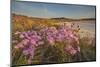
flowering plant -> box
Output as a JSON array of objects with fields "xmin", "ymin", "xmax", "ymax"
[{"xmin": 13, "ymin": 23, "xmax": 81, "ymax": 64}]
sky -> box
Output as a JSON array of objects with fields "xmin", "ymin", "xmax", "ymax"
[{"xmin": 12, "ymin": 1, "xmax": 96, "ymax": 19}]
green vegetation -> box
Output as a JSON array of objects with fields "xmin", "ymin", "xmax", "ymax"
[{"xmin": 12, "ymin": 14, "xmax": 96, "ymax": 66}]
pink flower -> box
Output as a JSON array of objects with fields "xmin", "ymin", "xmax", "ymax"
[
  {"xmin": 55, "ymin": 34, "xmax": 63, "ymax": 42},
  {"xmin": 47, "ymin": 36, "xmax": 55, "ymax": 45},
  {"xmin": 30, "ymin": 39, "xmax": 36, "ymax": 45},
  {"xmin": 22, "ymin": 39, "xmax": 29, "ymax": 46},
  {"xmin": 16, "ymin": 43, "xmax": 24, "ymax": 49},
  {"xmin": 22, "ymin": 49, "xmax": 29, "ymax": 55},
  {"xmin": 13, "ymin": 24, "xmax": 81, "ymax": 63},
  {"xmin": 19, "ymin": 34, "xmax": 24, "ymax": 39},
  {"xmin": 14, "ymin": 43, "xmax": 24, "ymax": 49},
  {"xmin": 65, "ymin": 45, "xmax": 77, "ymax": 56}
]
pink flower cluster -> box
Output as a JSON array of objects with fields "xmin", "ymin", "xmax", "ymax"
[
  {"xmin": 14, "ymin": 31, "xmax": 43, "ymax": 64},
  {"xmin": 65, "ymin": 44, "xmax": 80, "ymax": 56},
  {"xmin": 14, "ymin": 24, "xmax": 80, "ymax": 64}
]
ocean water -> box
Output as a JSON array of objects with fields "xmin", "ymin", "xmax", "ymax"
[{"xmin": 73, "ymin": 21, "xmax": 96, "ymax": 33}]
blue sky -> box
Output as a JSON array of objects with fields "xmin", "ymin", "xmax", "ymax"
[{"xmin": 12, "ymin": 1, "xmax": 96, "ymax": 19}]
